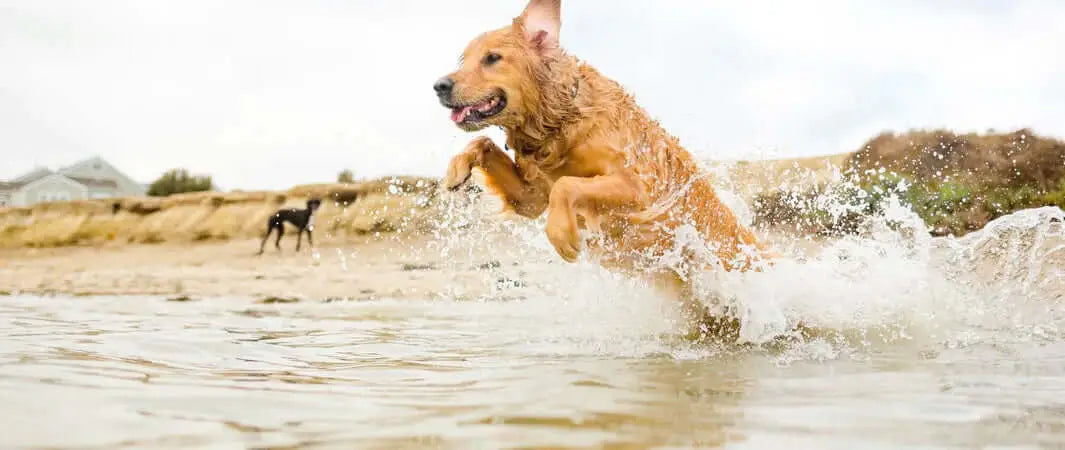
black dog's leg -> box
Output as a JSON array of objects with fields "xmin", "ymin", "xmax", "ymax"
[
  {"xmin": 258, "ymin": 223, "xmax": 274, "ymax": 255},
  {"xmin": 274, "ymin": 225, "xmax": 284, "ymax": 251},
  {"xmin": 306, "ymin": 229, "xmax": 313, "ymax": 248},
  {"xmin": 295, "ymin": 227, "xmax": 303, "ymax": 251}
]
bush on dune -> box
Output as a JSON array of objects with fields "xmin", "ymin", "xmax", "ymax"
[
  {"xmin": 147, "ymin": 169, "xmax": 214, "ymax": 197},
  {"xmin": 848, "ymin": 128, "xmax": 1065, "ymax": 191},
  {"xmin": 754, "ymin": 129, "xmax": 1065, "ymax": 236}
]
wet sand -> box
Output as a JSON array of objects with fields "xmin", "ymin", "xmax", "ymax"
[
  {"xmin": 3, "ymin": 217, "xmax": 1060, "ymax": 305},
  {"xmin": 0, "ymin": 220, "xmax": 829, "ymax": 302},
  {"xmin": 0, "ymin": 235, "xmax": 567, "ymax": 302}
]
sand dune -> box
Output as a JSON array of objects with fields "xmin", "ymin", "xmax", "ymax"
[
  {"xmin": 0, "ymin": 154, "xmax": 853, "ymax": 249},
  {"xmin": 0, "ymin": 177, "xmax": 439, "ymax": 248}
]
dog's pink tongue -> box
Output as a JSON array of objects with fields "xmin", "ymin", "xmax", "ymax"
[{"xmin": 451, "ymin": 106, "xmax": 472, "ymax": 123}]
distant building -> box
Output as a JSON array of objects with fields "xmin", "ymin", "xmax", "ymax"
[
  {"xmin": 0, "ymin": 182, "xmax": 14, "ymax": 207},
  {"xmin": 0, "ymin": 156, "xmax": 146, "ymax": 207}
]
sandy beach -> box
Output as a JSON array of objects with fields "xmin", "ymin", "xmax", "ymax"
[{"xmin": 0, "ymin": 233, "xmax": 570, "ymax": 302}]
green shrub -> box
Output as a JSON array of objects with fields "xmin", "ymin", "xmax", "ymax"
[
  {"xmin": 147, "ymin": 169, "xmax": 213, "ymax": 197},
  {"xmin": 755, "ymin": 171, "xmax": 1064, "ymax": 237}
]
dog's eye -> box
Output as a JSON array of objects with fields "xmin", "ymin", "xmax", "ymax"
[{"xmin": 482, "ymin": 52, "xmax": 502, "ymax": 66}]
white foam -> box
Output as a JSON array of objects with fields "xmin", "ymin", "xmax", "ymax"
[
  {"xmin": 680, "ymin": 185, "xmax": 1065, "ymax": 350},
  {"xmin": 433, "ymin": 171, "xmax": 1065, "ymax": 358}
]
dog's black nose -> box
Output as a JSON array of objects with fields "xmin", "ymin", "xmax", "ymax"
[{"xmin": 433, "ymin": 77, "xmax": 455, "ymax": 97}]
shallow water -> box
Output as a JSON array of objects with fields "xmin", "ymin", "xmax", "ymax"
[
  {"xmin": 3, "ymin": 202, "xmax": 1065, "ymax": 449},
  {"xmin": 2, "ymin": 291, "xmax": 1065, "ymax": 449}
]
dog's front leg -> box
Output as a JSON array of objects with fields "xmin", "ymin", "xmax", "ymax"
[
  {"xmin": 545, "ymin": 174, "xmax": 644, "ymax": 263},
  {"xmin": 444, "ymin": 136, "xmax": 549, "ymax": 218}
]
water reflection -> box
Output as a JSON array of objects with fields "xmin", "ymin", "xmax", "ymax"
[{"xmin": 1, "ymin": 294, "xmax": 1064, "ymax": 448}]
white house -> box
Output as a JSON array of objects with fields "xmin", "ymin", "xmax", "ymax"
[
  {"xmin": 0, "ymin": 156, "xmax": 146, "ymax": 207},
  {"xmin": 0, "ymin": 182, "xmax": 14, "ymax": 207}
]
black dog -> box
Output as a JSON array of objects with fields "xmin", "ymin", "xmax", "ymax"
[{"xmin": 258, "ymin": 199, "xmax": 322, "ymax": 254}]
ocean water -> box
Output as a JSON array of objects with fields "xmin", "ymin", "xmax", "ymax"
[{"xmin": 2, "ymin": 204, "xmax": 1064, "ymax": 448}]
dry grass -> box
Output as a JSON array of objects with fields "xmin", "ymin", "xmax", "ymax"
[
  {"xmin": 847, "ymin": 128, "xmax": 1065, "ymax": 190},
  {"xmin": 0, "ymin": 176, "xmax": 439, "ymax": 248}
]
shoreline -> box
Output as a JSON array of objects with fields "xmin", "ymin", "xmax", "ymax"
[
  {"xmin": 0, "ymin": 235, "xmax": 565, "ymax": 302},
  {"xmin": 0, "ymin": 225, "xmax": 824, "ymax": 301},
  {"xmin": 3, "ymin": 219, "xmax": 1062, "ymax": 304}
]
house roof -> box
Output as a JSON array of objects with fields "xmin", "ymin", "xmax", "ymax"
[
  {"xmin": 68, "ymin": 176, "xmax": 118, "ymax": 189},
  {"xmin": 5, "ymin": 157, "xmax": 133, "ymax": 190},
  {"xmin": 58, "ymin": 156, "xmax": 105, "ymax": 173},
  {"xmin": 59, "ymin": 156, "xmax": 143, "ymax": 193},
  {"xmin": 4, "ymin": 173, "xmax": 88, "ymax": 194},
  {"xmin": 0, "ymin": 174, "xmax": 117, "ymax": 191},
  {"xmin": 10, "ymin": 167, "xmax": 54, "ymax": 184}
]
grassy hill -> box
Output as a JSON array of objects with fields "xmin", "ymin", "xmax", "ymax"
[{"xmin": 754, "ymin": 128, "xmax": 1065, "ymax": 236}]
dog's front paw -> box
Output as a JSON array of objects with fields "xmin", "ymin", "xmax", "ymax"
[
  {"xmin": 545, "ymin": 215, "xmax": 581, "ymax": 263},
  {"xmin": 442, "ymin": 137, "xmax": 494, "ymax": 191},
  {"xmin": 443, "ymin": 153, "xmax": 475, "ymax": 191}
]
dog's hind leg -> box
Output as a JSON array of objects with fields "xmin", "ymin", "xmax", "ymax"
[
  {"xmin": 258, "ymin": 225, "xmax": 273, "ymax": 255},
  {"xmin": 274, "ymin": 225, "xmax": 284, "ymax": 251},
  {"xmin": 653, "ymin": 271, "xmax": 742, "ymax": 342}
]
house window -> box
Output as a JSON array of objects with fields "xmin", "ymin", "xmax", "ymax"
[{"xmin": 38, "ymin": 191, "xmax": 72, "ymax": 202}]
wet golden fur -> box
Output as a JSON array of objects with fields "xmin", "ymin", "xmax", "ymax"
[{"xmin": 440, "ymin": 0, "xmax": 772, "ymax": 325}]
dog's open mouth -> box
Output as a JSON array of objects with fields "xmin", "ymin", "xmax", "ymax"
[{"xmin": 449, "ymin": 92, "xmax": 507, "ymax": 124}]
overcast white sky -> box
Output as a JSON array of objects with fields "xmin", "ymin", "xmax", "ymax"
[{"xmin": 2, "ymin": 1, "xmax": 1064, "ymax": 190}]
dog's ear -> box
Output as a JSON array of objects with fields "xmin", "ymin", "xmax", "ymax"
[{"xmin": 517, "ymin": 0, "xmax": 560, "ymax": 51}]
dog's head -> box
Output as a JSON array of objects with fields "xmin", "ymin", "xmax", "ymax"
[
  {"xmin": 306, "ymin": 198, "xmax": 322, "ymax": 211},
  {"xmin": 433, "ymin": 0, "xmax": 564, "ymax": 132}
]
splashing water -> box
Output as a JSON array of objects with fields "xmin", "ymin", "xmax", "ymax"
[
  {"xmin": 431, "ymin": 166, "xmax": 1065, "ymax": 361},
  {"xmin": 692, "ymin": 172, "xmax": 1064, "ymax": 355}
]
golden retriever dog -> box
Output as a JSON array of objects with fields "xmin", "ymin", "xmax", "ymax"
[{"xmin": 435, "ymin": 0, "xmax": 773, "ymax": 337}]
